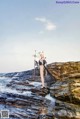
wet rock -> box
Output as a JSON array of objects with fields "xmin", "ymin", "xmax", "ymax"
[
  {"xmin": 50, "ymin": 77, "xmax": 80, "ymax": 104},
  {"xmin": 38, "ymin": 114, "xmax": 54, "ymax": 119},
  {"xmin": 54, "ymin": 100, "xmax": 80, "ymax": 119},
  {"xmin": 6, "ymin": 75, "xmax": 49, "ymax": 96},
  {"xmin": 0, "ymin": 92, "xmax": 51, "ymax": 118},
  {"xmin": 47, "ymin": 61, "xmax": 80, "ymax": 118},
  {"xmin": 0, "ymin": 61, "xmax": 80, "ymax": 119},
  {"xmin": 5, "ymin": 72, "xmax": 17, "ymax": 78},
  {"xmin": 31, "ymin": 87, "xmax": 49, "ymax": 96}
]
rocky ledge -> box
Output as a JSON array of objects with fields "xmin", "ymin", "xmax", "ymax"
[
  {"xmin": 0, "ymin": 61, "xmax": 80, "ymax": 119},
  {"xmin": 0, "ymin": 69, "xmax": 55, "ymax": 119},
  {"xmin": 47, "ymin": 61, "xmax": 80, "ymax": 118}
]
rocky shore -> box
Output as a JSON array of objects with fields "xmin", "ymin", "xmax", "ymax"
[
  {"xmin": 0, "ymin": 61, "xmax": 80, "ymax": 119},
  {"xmin": 47, "ymin": 61, "xmax": 80, "ymax": 119}
]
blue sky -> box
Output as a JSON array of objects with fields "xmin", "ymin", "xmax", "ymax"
[{"xmin": 0, "ymin": 0, "xmax": 80, "ymax": 73}]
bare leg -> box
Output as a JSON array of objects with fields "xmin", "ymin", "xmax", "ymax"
[{"xmin": 40, "ymin": 65, "xmax": 45, "ymax": 87}]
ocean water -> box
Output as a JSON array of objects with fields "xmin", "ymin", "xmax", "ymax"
[
  {"xmin": 0, "ymin": 76, "xmax": 55, "ymax": 103},
  {"xmin": 0, "ymin": 76, "xmax": 14, "ymax": 93},
  {"xmin": 0, "ymin": 76, "xmax": 11, "ymax": 88},
  {"xmin": 0, "ymin": 76, "xmax": 41, "ymax": 96}
]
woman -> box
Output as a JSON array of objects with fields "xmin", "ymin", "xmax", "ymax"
[{"xmin": 39, "ymin": 52, "xmax": 47, "ymax": 88}]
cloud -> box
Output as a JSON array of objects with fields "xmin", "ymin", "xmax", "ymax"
[
  {"xmin": 35, "ymin": 17, "xmax": 56, "ymax": 31},
  {"xmin": 46, "ymin": 22, "xmax": 56, "ymax": 31},
  {"xmin": 35, "ymin": 17, "xmax": 47, "ymax": 23}
]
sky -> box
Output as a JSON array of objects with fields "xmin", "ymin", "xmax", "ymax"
[{"xmin": 0, "ymin": 0, "xmax": 80, "ymax": 73}]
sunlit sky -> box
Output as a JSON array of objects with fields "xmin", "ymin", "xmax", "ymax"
[{"xmin": 0, "ymin": 0, "xmax": 80, "ymax": 73}]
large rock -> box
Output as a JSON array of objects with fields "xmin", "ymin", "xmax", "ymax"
[
  {"xmin": 47, "ymin": 61, "xmax": 80, "ymax": 80},
  {"xmin": 0, "ymin": 73, "xmax": 53, "ymax": 119},
  {"xmin": 47, "ymin": 61, "xmax": 80, "ymax": 104},
  {"xmin": 50, "ymin": 78, "xmax": 80, "ymax": 104},
  {"xmin": 54, "ymin": 99, "xmax": 80, "ymax": 119},
  {"xmin": 0, "ymin": 63, "xmax": 80, "ymax": 119}
]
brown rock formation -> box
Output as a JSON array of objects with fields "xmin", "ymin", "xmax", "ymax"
[
  {"xmin": 47, "ymin": 61, "xmax": 80, "ymax": 103},
  {"xmin": 47, "ymin": 61, "xmax": 80, "ymax": 119},
  {"xmin": 47, "ymin": 61, "xmax": 80, "ymax": 80}
]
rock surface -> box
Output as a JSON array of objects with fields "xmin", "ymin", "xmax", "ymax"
[
  {"xmin": 0, "ymin": 71, "xmax": 54, "ymax": 119},
  {"xmin": 47, "ymin": 61, "xmax": 80, "ymax": 118},
  {"xmin": 47, "ymin": 61, "xmax": 80, "ymax": 80},
  {"xmin": 0, "ymin": 61, "xmax": 80, "ymax": 119}
]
